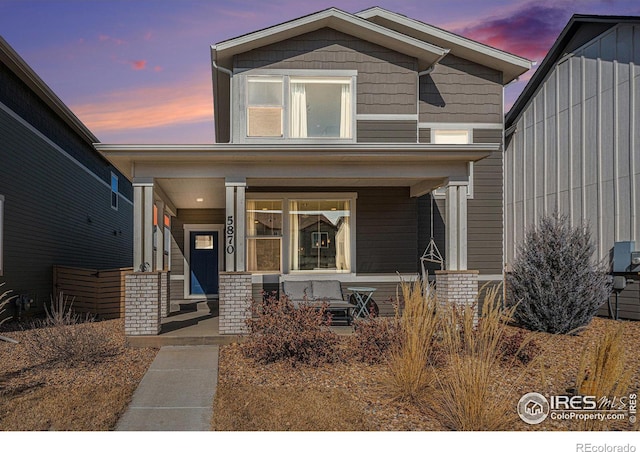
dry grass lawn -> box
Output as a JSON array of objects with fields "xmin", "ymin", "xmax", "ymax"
[
  {"xmin": 0, "ymin": 319, "xmax": 157, "ymax": 431},
  {"xmin": 212, "ymin": 317, "xmax": 640, "ymax": 431}
]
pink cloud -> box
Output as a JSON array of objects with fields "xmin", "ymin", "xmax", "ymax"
[
  {"xmin": 98, "ymin": 34, "xmax": 126, "ymax": 45},
  {"xmin": 130, "ymin": 60, "xmax": 147, "ymax": 70},
  {"xmin": 71, "ymin": 77, "xmax": 213, "ymax": 133}
]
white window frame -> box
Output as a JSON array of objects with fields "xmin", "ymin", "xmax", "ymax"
[
  {"xmin": 246, "ymin": 192, "xmax": 357, "ymax": 275},
  {"xmin": 246, "ymin": 199, "xmax": 283, "ymax": 274},
  {"xmin": 235, "ymin": 69, "xmax": 357, "ymax": 144},
  {"xmin": 0, "ymin": 195, "xmax": 4, "ymax": 276}
]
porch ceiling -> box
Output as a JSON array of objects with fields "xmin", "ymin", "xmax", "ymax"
[{"xmin": 155, "ymin": 177, "xmax": 446, "ymax": 210}]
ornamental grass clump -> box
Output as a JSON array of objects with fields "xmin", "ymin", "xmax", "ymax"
[
  {"xmin": 507, "ymin": 212, "xmax": 611, "ymax": 334},
  {"xmin": 575, "ymin": 323, "xmax": 632, "ymax": 431},
  {"xmin": 430, "ymin": 285, "xmax": 538, "ymax": 430},
  {"xmin": 385, "ymin": 279, "xmax": 439, "ymax": 402},
  {"xmin": 242, "ymin": 294, "xmax": 341, "ymax": 367},
  {"xmin": 0, "ymin": 282, "xmax": 15, "ymax": 326}
]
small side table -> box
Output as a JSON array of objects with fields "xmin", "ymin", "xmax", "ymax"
[{"xmin": 347, "ymin": 287, "xmax": 377, "ymax": 318}]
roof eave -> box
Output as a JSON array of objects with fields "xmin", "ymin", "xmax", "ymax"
[
  {"xmin": 213, "ymin": 8, "xmax": 447, "ymax": 71},
  {"xmin": 0, "ymin": 36, "xmax": 99, "ymax": 146},
  {"xmin": 356, "ymin": 7, "xmax": 532, "ymax": 84}
]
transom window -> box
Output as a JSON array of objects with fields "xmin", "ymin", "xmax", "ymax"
[{"xmin": 245, "ymin": 74, "xmax": 353, "ymax": 140}]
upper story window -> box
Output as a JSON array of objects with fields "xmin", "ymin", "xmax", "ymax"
[
  {"xmin": 433, "ymin": 129, "xmax": 470, "ymax": 144},
  {"xmin": 242, "ymin": 72, "xmax": 355, "ymax": 141}
]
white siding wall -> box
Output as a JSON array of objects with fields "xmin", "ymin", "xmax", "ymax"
[{"xmin": 506, "ymin": 24, "xmax": 640, "ymax": 266}]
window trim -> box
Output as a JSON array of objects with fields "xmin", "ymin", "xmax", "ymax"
[
  {"xmin": 0, "ymin": 195, "xmax": 4, "ymax": 276},
  {"xmin": 235, "ymin": 69, "xmax": 357, "ymax": 144},
  {"xmin": 246, "ymin": 192, "xmax": 357, "ymax": 275},
  {"xmin": 110, "ymin": 172, "xmax": 119, "ymax": 210},
  {"xmin": 246, "ymin": 199, "xmax": 283, "ymax": 273}
]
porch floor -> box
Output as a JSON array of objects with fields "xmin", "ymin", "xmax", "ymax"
[{"xmin": 125, "ymin": 302, "xmax": 355, "ymax": 348}]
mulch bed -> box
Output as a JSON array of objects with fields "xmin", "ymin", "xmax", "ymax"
[
  {"xmin": 0, "ymin": 319, "xmax": 157, "ymax": 431},
  {"xmin": 215, "ymin": 317, "xmax": 640, "ymax": 431}
]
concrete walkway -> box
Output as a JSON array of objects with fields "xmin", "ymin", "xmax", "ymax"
[{"xmin": 116, "ymin": 345, "xmax": 219, "ymax": 431}]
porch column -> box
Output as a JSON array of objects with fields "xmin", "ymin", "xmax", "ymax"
[
  {"xmin": 444, "ymin": 182, "xmax": 468, "ymax": 271},
  {"xmin": 224, "ymin": 179, "xmax": 247, "ymax": 272},
  {"xmin": 155, "ymin": 200, "xmax": 165, "ymax": 271},
  {"xmin": 133, "ymin": 180, "xmax": 155, "ymax": 272}
]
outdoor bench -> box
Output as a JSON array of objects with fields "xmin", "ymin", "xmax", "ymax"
[{"xmin": 281, "ymin": 280, "xmax": 353, "ymax": 325}]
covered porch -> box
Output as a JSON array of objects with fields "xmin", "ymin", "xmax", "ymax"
[{"xmin": 96, "ymin": 142, "xmax": 496, "ymax": 336}]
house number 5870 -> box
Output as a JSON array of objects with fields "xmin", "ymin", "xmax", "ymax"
[{"xmin": 226, "ymin": 215, "xmax": 235, "ymax": 254}]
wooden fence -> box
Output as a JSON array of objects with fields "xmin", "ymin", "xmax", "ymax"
[{"xmin": 53, "ymin": 266, "xmax": 133, "ymax": 319}]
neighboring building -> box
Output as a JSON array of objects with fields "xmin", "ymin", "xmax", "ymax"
[
  {"xmin": 504, "ymin": 15, "xmax": 640, "ymax": 319},
  {"xmin": 97, "ymin": 7, "xmax": 530, "ymax": 335},
  {"xmin": 0, "ymin": 36, "xmax": 133, "ymax": 313}
]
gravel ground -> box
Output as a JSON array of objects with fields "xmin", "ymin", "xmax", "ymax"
[
  {"xmin": 216, "ymin": 317, "xmax": 640, "ymax": 431},
  {"xmin": 0, "ymin": 319, "xmax": 157, "ymax": 431}
]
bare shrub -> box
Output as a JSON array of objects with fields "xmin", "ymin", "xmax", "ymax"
[
  {"xmin": 21, "ymin": 293, "xmax": 119, "ymax": 367},
  {"xmin": 430, "ymin": 285, "xmax": 534, "ymax": 430},
  {"xmin": 349, "ymin": 316, "xmax": 399, "ymax": 364},
  {"xmin": 385, "ymin": 279, "xmax": 439, "ymax": 402},
  {"xmin": 500, "ymin": 328, "xmax": 541, "ymax": 366},
  {"xmin": 507, "ymin": 212, "xmax": 611, "ymax": 334},
  {"xmin": 242, "ymin": 294, "xmax": 341, "ymax": 367}
]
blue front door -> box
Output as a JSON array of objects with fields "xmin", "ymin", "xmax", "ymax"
[{"xmin": 190, "ymin": 231, "xmax": 219, "ymax": 295}]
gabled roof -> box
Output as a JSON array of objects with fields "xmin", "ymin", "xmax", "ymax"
[
  {"xmin": 505, "ymin": 14, "xmax": 640, "ymax": 130},
  {"xmin": 0, "ymin": 35, "xmax": 99, "ymax": 146},
  {"xmin": 356, "ymin": 7, "xmax": 532, "ymax": 84},
  {"xmin": 213, "ymin": 7, "xmax": 448, "ymax": 71}
]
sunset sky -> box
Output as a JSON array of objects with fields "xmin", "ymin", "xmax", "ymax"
[{"xmin": 1, "ymin": 0, "xmax": 639, "ymax": 143}]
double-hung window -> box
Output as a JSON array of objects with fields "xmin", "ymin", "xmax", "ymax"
[
  {"xmin": 244, "ymin": 73, "xmax": 354, "ymax": 140},
  {"xmin": 246, "ymin": 200, "xmax": 283, "ymax": 272}
]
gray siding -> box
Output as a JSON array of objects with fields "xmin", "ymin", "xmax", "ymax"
[
  {"xmin": 0, "ymin": 60, "xmax": 132, "ymax": 200},
  {"xmin": 357, "ymin": 120, "xmax": 417, "ymax": 143},
  {"xmin": 419, "ymin": 54, "xmax": 502, "ymax": 123},
  {"xmin": 418, "ymin": 140, "xmax": 503, "ymax": 276},
  {"xmin": 235, "ymin": 28, "xmax": 418, "ymax": 115},
  {"xmin": 356, "ymin": 187, "xmax": 417, "ymax": 273},
  {"xmin": 0, "ymin": 106, "xmax": 132, "ymax": 309},
  {"xmin": 418, "ymin": 127, "xmax": 431, "ymax": 143},
  {"xmin": 505, "ymin": 24, "xmax": 640, "ymax": 272}
]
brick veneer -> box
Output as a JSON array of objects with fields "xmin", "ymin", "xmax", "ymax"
[
  {"xmin": 160, "ymin": 271, "xmax": 170, "ymax": 318},
  {"xmin": 124, "ymin": 272, "xmax": 169, "ymax": 336},
  {"xmin": 435, "ymin": 270, "xmax": 479, "ymax": 315},
  {"xmin": 219, "ymin": 272, "xmax": 252, "ymax": 335}
]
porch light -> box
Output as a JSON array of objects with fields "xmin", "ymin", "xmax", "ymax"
[{"xmin": 196, "ymin": 198, "xmax": 204, "ymax": 203}]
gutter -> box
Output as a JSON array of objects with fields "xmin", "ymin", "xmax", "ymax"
[{"xmin": 211, "ymin": 45, "xmax": 234, "ymax": 142}]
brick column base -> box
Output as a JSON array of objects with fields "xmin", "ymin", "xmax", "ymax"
[
  {"xmin": 124, "ymin": 272, "xmax": 164, "ymax": 336},
  {"xmin": 219, "ymin": 272, "xmax": 252, "ymax": 335},
  {"xmin": 435, "ymin": 270, "xmax": 479, "ymax": 316},
  {"xmin": 160, "ymin": 271, "xmax": 170, "ymax": 318}
]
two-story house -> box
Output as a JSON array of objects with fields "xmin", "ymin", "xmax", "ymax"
[{"xmin": 97, "ymin": 7, "xmax": 530, "ymax": 336}]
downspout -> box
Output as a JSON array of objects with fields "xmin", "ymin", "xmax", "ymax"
[
  {"xmin": 416, "ymin": 50, "xmax": 450, "ymax": 142},
  {"xmin": 211, "ymin": 45, "xmax": 234, "ymax": 143}
]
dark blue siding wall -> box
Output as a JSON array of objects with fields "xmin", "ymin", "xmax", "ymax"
[{"xmin": 0, "ymin": 64, "xmax": 132, "ymax": 308}]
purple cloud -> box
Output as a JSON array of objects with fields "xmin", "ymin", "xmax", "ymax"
[{"xmin": 454, "ymin": 3, "xmax": 571, "ymax": 63}]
